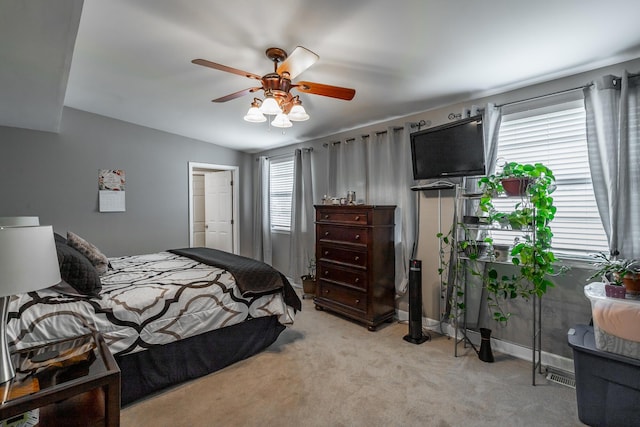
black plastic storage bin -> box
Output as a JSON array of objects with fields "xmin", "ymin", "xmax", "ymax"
[{"xmin": 568, "ymin": 324, "xmax": 640, "ymax": 427}]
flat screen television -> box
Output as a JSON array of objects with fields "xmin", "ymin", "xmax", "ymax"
[{"xmin": 410, "ymin": 115, "xmax": 485, "ymax": 181}]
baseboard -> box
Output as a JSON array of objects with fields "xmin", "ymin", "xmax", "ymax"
[{"xmin": 396, "ymin": 309, "xmax": 575, "ymax": 374}]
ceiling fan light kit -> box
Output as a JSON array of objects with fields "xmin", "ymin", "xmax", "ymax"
[
  {"xmin": 271, "ymin": 112, "xmax": 293, "ymax": 128},
  {"xmin": 243, "ymin": 99, "xmax": 267, "ymax": 123},
  {"xmin": 288, "ymin": 103, "xmax": 309, "ymax": 121},
  {"xmin": 192, "ymin": 46, "xmax": 355, "ymax": 130},
  {"xmin": 259, "ymin": 94, "xmax": 281, "ymax": 115}
]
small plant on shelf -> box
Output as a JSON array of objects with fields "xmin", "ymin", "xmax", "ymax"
[
  {"xmin": 587, "ymin": 252, "xmax": 637, "ymax": 286},
  {"xmin": 588, "ymin": 252, "xmax": 640, "ymax": 298},
  {"xmin": 437, "ymin": 223, "xmax": 491, "ymax": 321}
]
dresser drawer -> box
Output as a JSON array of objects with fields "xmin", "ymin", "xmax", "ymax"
[
  {"xmin": 318, "ymin": 243, "xmax": 367, "ymax": 268},
  {"xmin": 316, "ymin": 209, "xmax": 369, "ymax": 225},
  {"xmin": 317, "ymin": 224, "xmax": 369, "ymax": 245},
  {"xmin": 318, "ymin": 262, "xmax": 367, "ymax": 290},
  {"xmin": 317, "ymin": 281, "xmax": 366, "ymax": 312}
]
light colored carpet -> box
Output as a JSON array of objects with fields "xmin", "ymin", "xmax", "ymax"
[{"xmin": 121, "ymin": 294, "xmax": 582, "ymax": 427}]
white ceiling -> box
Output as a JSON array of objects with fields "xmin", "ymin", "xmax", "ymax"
[{"xmin": 3, "ymin": 0, "xmax": 640, "ymax": 153}]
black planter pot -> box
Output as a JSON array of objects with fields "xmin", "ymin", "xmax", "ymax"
[{"xmin": 478, "ymin": 328, "xmax": 494, "ymax": 363}]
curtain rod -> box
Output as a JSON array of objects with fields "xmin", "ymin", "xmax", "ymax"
[
  {"xmin": 494, "ymin": 71, "xmax": 639, "ymax": 109},
  {"xmin": 322, "ymin": 126, "xmax": 406, "ymax": 147},
  {"xmin": 256, "ymin": 147, "xmax": 313, "ymax": 161},
  {"xmin": 495, "ymin": 84, "xmax": 592, "ymax": 108}
]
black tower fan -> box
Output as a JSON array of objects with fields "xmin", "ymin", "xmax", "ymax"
[{"xmin": 403, "ymin": 259, "xmax": 430, "ymax": 344}]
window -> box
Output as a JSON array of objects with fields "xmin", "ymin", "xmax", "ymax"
[
  {"xmin": 493, "ymin": 100, "xmax": 608, "ymax": 257},
  {"xmin": 269, "ymin": 157, "xmax": 294, "ymax": 232}
]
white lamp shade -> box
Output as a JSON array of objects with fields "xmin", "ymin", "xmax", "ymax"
[
  {"xmin": 260, "ymin": 97, "xmax": 281, "ymax": 115},
  {"xmin": 0, "ymin": 225, "xmax": 61, "ymax": 297},
  {"xmin": 0, "ymin": 217, "xmax": 39, "ymax": 227},
  {"xmin": 244, "ymin": 106, "xmax": 267, "ymax": 123},
  {"xmin": 288, "ymin": 104, "xmax": 309, "ymax": 121},
  {"xmin": 271, "ymin": 112, "xmax": 293, "ymax": 128}
]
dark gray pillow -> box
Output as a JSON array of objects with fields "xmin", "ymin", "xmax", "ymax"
[{"xmin": 55, "ymin": 242, "xmax": 102, "ymax": 297}]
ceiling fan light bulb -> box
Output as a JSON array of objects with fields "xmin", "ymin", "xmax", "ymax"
[
  {"xmin": 260, "ymin": 97, "xmax": 281, "ymax": 115},
  {"xmin": 271, "ymin": 112, "xmax": 293, "ymax": 128},
  {"xmin": 244, "ymin": 106, "xmax": 266, "ymax": 123},
  {"xmin": 288, "ymin": 104, "xmax": 309, "ymax": 121}
]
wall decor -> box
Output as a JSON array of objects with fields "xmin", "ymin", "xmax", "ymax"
[{"xmin": 98, "ymin": 169, "xmax": 126, "ymax": 212}]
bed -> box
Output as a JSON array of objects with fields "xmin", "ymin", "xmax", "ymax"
[{"xmin": 7, "ymin": 232, "xmax": 301, "ymax": 405}]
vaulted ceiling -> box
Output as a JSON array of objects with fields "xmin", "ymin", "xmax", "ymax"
[{"xmin": 3, "ymin": 0, "xmax": 640, "ymax": 152}]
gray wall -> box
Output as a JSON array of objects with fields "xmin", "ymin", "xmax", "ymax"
[
  {"xmin": 0, "ymin": 107, "xmax": 253, "ymax": 257},
  {"xmin": 256, "ymin": 57, "xmax": 640, "ymax": 360}
]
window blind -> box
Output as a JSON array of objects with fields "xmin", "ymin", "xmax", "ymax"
[
  {"xmin": 493, "ymin": 102, "xmax": 608, "ymax": 257},
  {"xmin": 269, "ymin": 157, "xmax": 294, "ymax": 231}
]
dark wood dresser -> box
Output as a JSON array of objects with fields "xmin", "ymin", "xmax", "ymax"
[{"xmin": 314, "ymin": 205, "xmax": 396, "ymax": 330}]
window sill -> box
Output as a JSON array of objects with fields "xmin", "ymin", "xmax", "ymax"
[
  {"xmin": 555, "ymin": 253, "xmax": 595, "ymax": 269},
  {"xmin": 271, "ymin": 228, "xmax": 291, "ymax": 235}
]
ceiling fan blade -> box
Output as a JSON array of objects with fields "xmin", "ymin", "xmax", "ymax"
[
  {"xmin": 277, "ymin": 46, "xmax": 319, "ymax": 79},
  {"xmin": 212, "ymin": 87, "xmax": 262, "ymax": 103},
  {"xmin": 294, "ymin": 81, "xmax": 356, "ymax": 100},
  {"xmin": 192, "ymin": 59, "xmax": 262, "ymax": 81}
]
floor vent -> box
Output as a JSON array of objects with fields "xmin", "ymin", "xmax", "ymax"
[{"xmin": 545, "ymin": 368, "xmax": 576, "ymax": 389}]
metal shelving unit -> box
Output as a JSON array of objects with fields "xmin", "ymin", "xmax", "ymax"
[{"xmin": 449, "ymin": 184, "xmax": 543, "ymax": 385}]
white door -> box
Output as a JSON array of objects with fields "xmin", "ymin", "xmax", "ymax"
[
  {"xmin": 204, "ymin": 171, "xmax": 233, "ymax": 252},
  {"xmin": 192, "ymin": 174, "xmax": 206, "ymax": 247}
]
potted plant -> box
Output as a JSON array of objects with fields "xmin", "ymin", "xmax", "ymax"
[
  {"xmin": 476, "ymin": 161, "xmax": 560, "ymax": 323},
  {"xmin": 480, "ymin": 161, "xmax": 555, "ymax": 199},
  {"xmin": 301, "ymin": 257, "xmax": 316, "ymax": 298},
  {"xmin": 588, "ymin": 252, "xmax": 640, "ymax": 298}
]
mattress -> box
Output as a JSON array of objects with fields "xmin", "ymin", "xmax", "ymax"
[{"xmin": 8, "ymin": 251, "xmax": 296, "ymax": 357}]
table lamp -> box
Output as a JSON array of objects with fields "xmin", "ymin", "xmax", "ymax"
[
  {"xmin": 0, "ymin": 224, "xmax": 61, "ymax": 383},
  {"xmin": 0, "ymin": 217, "xmax": 39, "ymax": 227}
]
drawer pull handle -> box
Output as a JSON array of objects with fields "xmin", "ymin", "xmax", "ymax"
[
  {"xmin": 324, "ymin": 250, "xmax": 329, "ymax": 256},
  {"xmin": 354, "ymin": 216, "xmax": 360, "ymax": 221},
  {"xmin": 325, "ymin": 231, "xmax": 330, "ymax": 236},
  {"xmin": 324, "ymin": 214, "xmax": 330, "ymax": 219},
  {"xmin": 324, "ymin": 271, "xmax": 329, "ymax": 276},
  {"xmin": 355, "ymin": 299, "xmax": 360, "ymax": 304},
  {"xmin": 354, "ymin": 278, "xmax": 360, "ymax": 283},
  {"xmin": 354, "ymin": 234, "xmax": 360, "ymax": 240},
  {"xmin": 354, "ymin": 256, "xmax": 359, "ymax": 261},
  {"xmin": 324, "ymin": 289, "xmax": 330, "ymax": 294}
]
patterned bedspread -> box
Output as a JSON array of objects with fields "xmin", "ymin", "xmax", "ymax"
[{"xmin": 7, "ymin": 251, "xmax": 296, "ymax": 357}]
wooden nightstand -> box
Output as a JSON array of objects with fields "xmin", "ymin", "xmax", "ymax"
[{"xmin": 0, "ymin": 332, "xmax": 120, "ymax": 427}]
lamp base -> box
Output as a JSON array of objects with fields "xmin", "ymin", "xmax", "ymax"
[{"xmin": 0, "ymin": 296, "xmax": 15, "ymax": 383}]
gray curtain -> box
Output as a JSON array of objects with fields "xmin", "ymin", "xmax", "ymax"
[
  {"xmin": 289, "ymin": 149, "xmax": 315, "ymax": 280},
  {"xmin": 584, "ymin": 72, "xmax": 640, "ymax": 258},
  {"xmin": 464, "ymin": 104, "xmax": 503, "ymax": 328},
  {"xmin": 464, "ymin": 103, "xmax": 503, "ymax": 193},
  {"xmin": 483, "ymin": 103, "xmax": 503, "ymax": 176},
  {"xmin": 253, "ymin": 156, "xmax": 272, "ymax": 263},
  {"xmin": 327, "ymin": 142, "xmax": 338, "ymax": 198},
  {"xmin": 334, "ymin": 137, "xmax": 367, "ymax": 203},
  {"xmin": 328, "ymin": 126, "xmax": 415, "ymax": 294}
]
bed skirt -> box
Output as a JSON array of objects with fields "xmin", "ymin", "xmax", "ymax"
[{"xmin": 117, "ymin": 315, "xmax": 285, "ymax": 405}]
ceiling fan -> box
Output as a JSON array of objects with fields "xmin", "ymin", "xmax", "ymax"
[{"xmin": 192, "ymin": 46, "xmax": 356, "ymax": 126}]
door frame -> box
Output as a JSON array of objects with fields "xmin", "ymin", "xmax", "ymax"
[{"xmin": 188, "ymin": 162, "xmax": 239, "ymax": 254}]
